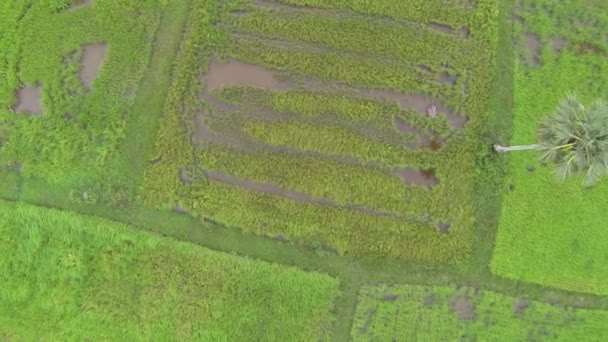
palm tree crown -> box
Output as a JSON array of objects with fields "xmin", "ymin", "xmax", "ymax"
[
  {"xmin": 536, "ymin": 94, "xmax": 608, "ymax": 187},
  {"xmin": 495, "ymin": 94, "xmax": 608, "ymax": 187}
]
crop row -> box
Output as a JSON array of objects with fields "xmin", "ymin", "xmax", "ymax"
[{"xmin": 228, "ymin": 8, "xmax": 484, "ymax": 71}]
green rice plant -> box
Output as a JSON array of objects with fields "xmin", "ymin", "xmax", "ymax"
[
  {"xmin": 227, "ymin": 37, "xmax": 458, "ymax": 102},
  {"xmin": 195, "ymin": 142, "xmax": 433, "ymax": 215},
  {"xmin": 351, "ymin": 284, "xmax": 608, "ymax": 341},
  {"xmin": 260, "ymin": 0, "xmax": 472, "ymax": 28},
  {"xmin": 0, "ymin": 200, "xmax": 340, "ymax": 340},
  {"xmin": 215, "ymin": 87, "xmax": 452, "ymax": 136},
  {"xmin": 142, "ymin": 0, "xmax": 224, "ymax": 208},
  {"xmin": 183, "ymin": 178, "xmax": 471, "ymax": 262},
  {"xmin": 240, "ymin": 120, "xmax": 417, "ymax": 166},
  {"xmin": 229, "ymin": 9, "xmax": 483, "ymax": 70}
]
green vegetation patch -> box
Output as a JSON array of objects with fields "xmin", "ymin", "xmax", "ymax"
[
  {"xmin": 0, "ymin": 200, "xmax": 340, "ymax": 341},
  {"xmin": 351, "ymin": 284, "xmax": 608, "ymax": 341},
  {"xmin": 491, "ymin": 0, "xmax": 608, "ymax": 295}
]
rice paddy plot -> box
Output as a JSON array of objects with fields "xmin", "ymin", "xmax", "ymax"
[
  {"xmin": 492, "ymin": 0, "xmax": 608, "ymax": 295},
  {"xmin": 351, "ymin": 284, "xmax": 608, "ymax": 341},
  {"xmin": 0, "ymin": 200, "xmax": 340, "ymax": 341},
  {"xmin": 142, "ymin": 0, "xmax": 498, "ymax": 261}
]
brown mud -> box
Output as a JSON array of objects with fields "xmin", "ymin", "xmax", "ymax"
[
  {"xmin": 79, "ymin": 44, "xmax": 107, "ymax": 90},
  {"xmin": 525, "ymin": 33, "xmax": 541, "ymax": 66},
  {"xmin": 450, "ymin": 294, "xmax": 476, "ymax": 320},
  {"xmin": 398, "ymin": 168, "xmax": 438, "ymax": 187},
  {"xmin": 13, "ymin": 86, "xmax": 43, "ymax": 115}
]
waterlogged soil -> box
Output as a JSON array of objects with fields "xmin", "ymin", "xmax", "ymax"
[
  {"xmin": 70, "ymin": 0, "xmax": 92, "ymax": 9},
  {"xmin": 525, "ymin": 33, "xmax": 541, "ymax": 66},
  {"xmin": 362, "ymin": 89, "xmax": 468, "ymax": 129},
  {"xmin": 14, "ymin": 86, "xmax": 43, "ymax": 115},
  {"xmin": 426, "ymin": 22, "xmax": 470, "ymax": 39},
  {"xmin": 551, "ymin": 37, "xmax": 568, "ymax": 53},
  {"xmin": 450, "ymin": 294, "xmax": 476, "ymax": 320},
  {"xmin": 205, "ymin": 58, "xmax": 293, "ymax": 92},
  {"xmin": 79, "ymin": 44, "xmax": 107, "ymax": 90},
  {"xmin": 398, "ymin": 168, "xmax": 438, "ymax": 187}
]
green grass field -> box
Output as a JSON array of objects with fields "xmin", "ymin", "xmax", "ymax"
[
  {"xmin": 2, "ymin": 0, "xmax": 608, "ymax": 339},
  {"xmin": 491, "ymin": 0, "xmax": 608, "ymax": 295},
  {"xmin": 0, "ymin": 200, "xmax": 340, "ymax": 341},
  {"xmin": 351, "ymin": 284, "xmax": 608, "ymax": 341}
]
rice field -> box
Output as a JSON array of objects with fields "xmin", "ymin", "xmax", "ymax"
[
  {"xmin": 2, "ymin": 0, "xmax": 608, "ymax": 340},
  {"xmin": 0, "ymin": 200, "xmax": 340, "ymax": 341},
  {"xmin": 143, "ymin": 0, "xmax": 500, "ymax": 262},
  {"xmin": 351, "ymin": 284, "xmax": 608, "ymax": 341},
  {"xmin": 491, "ymin": 0, "xmax": 608, "ymax": 296}
]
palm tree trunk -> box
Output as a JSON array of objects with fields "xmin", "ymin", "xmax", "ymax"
[{"xmin": 493, "ymin": 143, "xmax": 541, "ymax": 153}]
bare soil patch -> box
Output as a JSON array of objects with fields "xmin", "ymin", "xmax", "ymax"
[
  {"xmin": 70, "ymin": 0, "xmax": 92, "ymax": 10},
  {"xmin": 207, "ymin": 170, "xmax": 324, "ymax": 203},
  {"xmin": 79, "ymin": 43, "xmax": 107, "ymax": 90},
  {"xmin": 438, "ymin": 72, "xmax": 458, "ymax": 85},
  {"xmin": 382, "ymin": 293, "xmax": 398, "ymax": 301},
  {"xmin": 513, "ymin": 298, "xmax": 530, "ymax": 315},
  {"xmin": 437, "ymin": 222, "xmax": 451, "ymax": 234},
  {"xmin": 13, "ymin": 86, "xmax": 43, "ymax": 115},
  {"xmin": 423, "ymin": 294, "xmax": 439, "ymax": 307},
  {"xmin": 398, "ymin": 168, "xmax": 438, "ymax": 187},
  {"xmin": 394, "ymin": 117, "xmax": 420, "ymax": 135},
  {"xmin": 551, "ymin": 37, "xmax": 567, "ymax": 53},
  {"xmin": 14, "ymin": 162, "xmax": 23, "ymax": 173},
  {"xmin": 358, "ymin": 308, "xmax": 377, "ymax": 334},
  {"xmin": 427, "ymin": 22, "xmax": 470, "ymax": 39},
  {"xmin": 450, "ymin": 294, "xmax": 476, "ymax": 320},
  {"xmin": 179, "ymin": 166, "xmax": 194, "ymax": 184},
  {"xmin": 525, "ymin": 33, "xmax": 541, "ymax": 66}
]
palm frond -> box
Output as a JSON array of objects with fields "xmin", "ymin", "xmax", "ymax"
[{"xmin": 553, "ymin": 158, "xmax": 575, "ymax": 182}]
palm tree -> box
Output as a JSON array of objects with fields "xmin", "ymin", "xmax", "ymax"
[{"xmin": 494, "ymin": 94, "xmax": 608, "ymax": 187}]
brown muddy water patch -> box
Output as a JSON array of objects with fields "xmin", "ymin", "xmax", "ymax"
[
  {"xmin": 70, "ymin": 0, "xmax": 92, "ymax": 10},
  {"xmin": 525, "ymin": 33, "xmax": 541, "ymax": 66},
  {"xmin": 438, "ymin": 71, "xmax": 458, "ymax": 85},
  {"xmin": 551, "ymin": 37, "xmax": 568, "ymax": 53},
  {"xmin": 398, "ymin": 168, "xmax": 438, "ymax": 187},
  {"xmin": 192, "ymin": 114, "xmax": 252, "ymax": 149},
  {"xmin": 366, "ymin": 90, "xmax": 467, "ymax": 129},
  {"xmin": 513, "ymin": 298, "xmax": 530, "ymax": 315},
  {"xmin": 437, "ymin": 222, "xmax": 451, "ymax": 234},
  {"xmin": 14, "ymin": 86, "xmax": 43, "ymax": 115},
  {"xmin": 205, "ymin": 58, "xmax": 293, "ymax": 93},
  {"xmin": 206, "ymin": 171, "xmax": 335, "ymax": 205},
  {"xmin": 427, "ymin": 22, "xmax": 470, "ymax": 39},
  {"xmin": 394, "ymin": 117, "xmax": 444, "ymax": 150},
  {"xmin": 79, "ymin": 43, "xmax": 107, "ymax": 90},
  {"xmin": 450, "ymin": 294, "xmax": 476, "ymax": 320}
]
